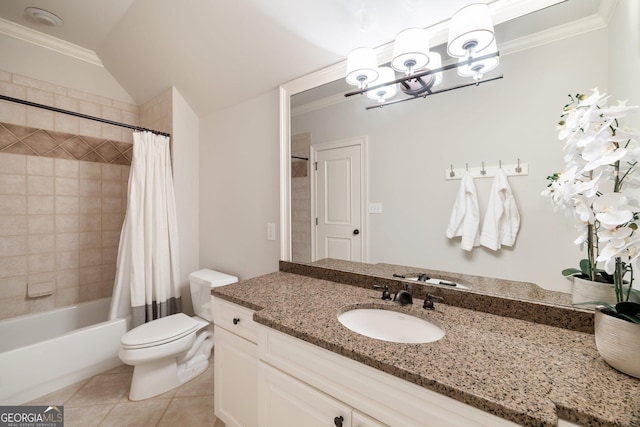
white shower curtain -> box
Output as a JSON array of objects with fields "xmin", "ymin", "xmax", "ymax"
[{"xmin": 109, "ymin": 131, "xmax": 181, "ymax": 327}]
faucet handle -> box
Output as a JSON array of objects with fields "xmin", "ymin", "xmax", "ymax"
[
  {"xmin": 372, "ymin": 285, "xmax": 391, "ymax": 301},
  {"xmin": 423, "ymin": 294, "xmax": 444, "ymax": 310}
]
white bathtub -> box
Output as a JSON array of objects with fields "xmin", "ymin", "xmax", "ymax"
[{"xmin": 0, "ymin": 297, "xmax": 130, "ymax": 404}]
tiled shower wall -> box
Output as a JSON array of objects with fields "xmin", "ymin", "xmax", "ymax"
[
  {"xmin": 0, "ymin": 70, "xmax": 139, "ymax": 320},
  {"xmin": 291, "ymin": 132, "xmax": 311, "ymax": 263}
]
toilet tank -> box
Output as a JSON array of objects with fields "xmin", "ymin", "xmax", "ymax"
[{"xmin": 189, "ymin": 269, "xmax": 238, "ymax": 322}]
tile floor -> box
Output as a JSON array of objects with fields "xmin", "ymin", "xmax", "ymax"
[{"xmin": 27, "ymin": 353, "xmax": 225, "ymax": 427}]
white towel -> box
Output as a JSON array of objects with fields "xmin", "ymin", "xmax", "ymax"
[
  {"xmin": 480, "ymin": 168, "xmax": 520, "ymax": 250},
  {"xmin": 446, "ymin": 170, "xmax": 480, "ymax": 251}
]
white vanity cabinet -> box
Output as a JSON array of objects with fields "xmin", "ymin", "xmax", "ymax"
[
  {"xmin": 213, "ymin": 298, "xmax": 258, "ymax": 427},
  {"xmin": 257, "ymin": 325, "xmax": 521, "ymax": 427}
]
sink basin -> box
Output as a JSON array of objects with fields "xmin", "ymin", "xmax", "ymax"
[{"xmin": 337, "ymin": 308, "xmax": 445, "ymax": 343}]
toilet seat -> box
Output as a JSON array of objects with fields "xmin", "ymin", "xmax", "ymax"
[{"xmin": 121, "ymin": 313, "xmax": 201, "ymax": 350}]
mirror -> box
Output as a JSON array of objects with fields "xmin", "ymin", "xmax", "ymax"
[{"xmin": 281, "ymin": 0, "xmax": 640, "ymax": 307}]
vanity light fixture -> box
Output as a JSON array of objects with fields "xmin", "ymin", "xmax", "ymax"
[{"xmin": 345, "ymin": 2, "xmax": 499, "ymax": 108}]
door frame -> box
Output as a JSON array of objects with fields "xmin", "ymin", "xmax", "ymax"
[{"xmin": 310, "ymin": 136, "xmax": 368, "ymax": 263}]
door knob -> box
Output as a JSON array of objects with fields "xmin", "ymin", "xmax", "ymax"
[{"xmin": 353, "ymin": 229, "xmax": 360, "ymax": 235}]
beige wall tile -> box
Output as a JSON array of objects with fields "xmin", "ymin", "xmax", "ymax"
[
  {"xmin": 102, "ymin": 213, "xmax": 123, "ymax": 231},
  {"xmin": 54, "ymin": 158, "xmax": 79, "ymax": 178},
  {"xmin": 0, "ymin": 296, "xmax": 29, "ymax": 320},
  {"xmin": 80, "ymin": 179, "xmax": 101, "ymax": 196},
  {"xmin": 0, "ymin": 153, "xmax": 26, "ymax": 174},
  {"xmin": 67, "ymin": 88, "xmax": 111, "ymax": 106},
  {"xmin": 55, "ymin": 214, "xmax": 79, "ymax": 233},
  {"xmin": 0, "ymin": 70, "xmax": 9, "ymax": 81},
  {"xmin": 0, "ymin": 255, "xmax": 27, "ymax": 278},
  {"xmin": 79, "ymin": 214, "xmax": 100, "ymax": 232},
  {"xmin": 28, "ymin": 234, "xmax": 55, "ymax": 254},
  {"xmin": 0, "ymin": 235, "xmax": 27, "ymax": 256},
  {"xmin": 54, "ymin": 112, "xmax": 79, "ymax": 135},
  {"xmin": 101, "ymin": 123, "xmax": 121, "ymax": 141},
  {"xmin": 54, "ymin": 94, "xmax": 78, "ymax": 112},
  {"xmin": 0, "ymin": 101, "xmax": 27, "ymax": 125},
  {"xmin": 56, "ymin": 232, "xmax": 79, "ymax": 251},
  {"xmin": 56, "ymin": 250, "xmax": 79, "ymax": 270},
  {"xmin": 27, "ymin": 175, "xmax": 53, "ymax": 195},
  {"xmin": 55, "ymin": 269, "xmax": 79, "ymax": 288},
  {"xmin": 79, "ymin": 248, "xmax": 102, "ymax": 267},
  {"xmin": 79, "ymin": 196, "xmax": 101, "ymax": 213},
  {"xmin": 80, "ymin": 231, "xmax": 101, "ymax": 249},
  {"xmin": 55, "ymin": 177, "xmax": 79, "ymax": 196},
  {"xmin": 29, "ymin": 294, "xmax": 54, "ymax": 313},
  {"xmin": 102, "ymin": 231, "xmax": 121, "ymax": 247},
  {"xmin": 102, "ymin": 105, "xmax": 121, "ymax": 122},
  {"xmin": 26, "ymin": 156, "xmax": 54, "ymax": 176},
  {"xmin": 78, "ymin": 119, "xmax": 102, "ymax": 139},
  {"xmin": 79, "ymin": 161, "xmax": 101, "ymax": 179},
  {"xmin": 0, "ymin": 174, "xmax": 26, "ymax": 194},
  {"xmin": 55, "ymin": 196, "xmax": 79, "ymax": 214},
  {"xmin": 27, "ymin": 215, "xmax": 53, "ymax": 234},
  {"xmin": 102, "ymin": 197, "xmax": 121, "ymax": 213},
  {"xmin": 0, "ymin": 275, "xmax": 27, "ymax": 299},
  {"xmin": 79, "ymin": 265, "xmax": 101, "ymax": 285},
  {"xmin": 0, "ymin": 216, "xmax": 27, "ymax": 236},
  {"xmin": 102, "ymin": 180, "xmax": 121, "ymax": 198},
  {"xmin": 14, "ymin": 75, "xmax": 65, "ymax": 96},
  {"xmin": 102, "ymin": 246, "xmax": 118, "ymax": 264},
  {"xmin": 26, "ymin": 87, "xmax": 54, "ymax": 106},
  {"xmin": 101, "ymin": 164, "xmax": 121, "ymax": 180},
  {"xmin": 0, "ymin": 195, "xmax": 27, "ymax": 215},
  {"xmin": 28, "ymin": 252, "xmax": 55, "ymax": 273},
  {"xmin": 26, "ymin": 106, "xmax": 54, "ymax": 130},
  {"xmin": 77, "ymin": 100, "xmax": 101, "ymax": 117},
  {"xmin": 54, "ymin": 286, "xmax": 79, "ymax": 307},
  {"xmin": 27, "ymin": 195, "xmax": 54, "ymax": 214},
  {"xmin": 0, "ymin": 81, "xmax": 26, "ymax": 99}
]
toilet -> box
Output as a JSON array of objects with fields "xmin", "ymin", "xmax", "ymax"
[{"xmin": 119, "ymin": 269, "xmax": 238, "ymax": 400}]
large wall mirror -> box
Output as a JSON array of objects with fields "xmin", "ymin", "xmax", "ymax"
[{"xmin": 280, "ymin": 0, "xmax": 640, "ymax": 307}]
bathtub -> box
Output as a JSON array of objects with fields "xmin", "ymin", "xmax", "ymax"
[{"xmin": 0, "ymin": 297, "xmax": 130, "ymax": 404}]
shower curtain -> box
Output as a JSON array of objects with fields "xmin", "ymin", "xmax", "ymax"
[{"xmin": 109, "ymin": 131, "xmax": 181, "ymax": 327}]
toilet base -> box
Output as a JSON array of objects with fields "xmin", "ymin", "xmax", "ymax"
[{"xmin": 127, "ymin": 329, "xmax": 214, "ymax": 401}]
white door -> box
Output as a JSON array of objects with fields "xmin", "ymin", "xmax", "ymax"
[{"xmin": 313, "ymin": 138, "xmax": 365, "ymax": 262}]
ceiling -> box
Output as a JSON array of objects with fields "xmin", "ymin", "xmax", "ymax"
[{"xmin": 0, "ymin": 0, "xmax": 602, "ymax": 116}]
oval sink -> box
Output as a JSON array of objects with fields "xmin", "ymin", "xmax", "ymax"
[{"xmin": 338, "ymin": 309, "xmax": 444, "ymax": 343}]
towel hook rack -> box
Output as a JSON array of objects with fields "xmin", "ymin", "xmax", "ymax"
[
  {"xmin": 449, "ymin": 164, "xmax": 455, "ymax": 177},
  {"xmin": 499, "ymin": 160, "xmax": 502, "ymax": 169},
  {"xmin": 480, "ymin": 162, "xmax": 486, "ymax": 176},
  {"xmin": 515, "ymin": 158, "xmax": 522, "ymax": 173}
]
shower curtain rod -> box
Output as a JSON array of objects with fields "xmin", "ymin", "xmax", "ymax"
[{"xmin": 0, "ymin": 94, "xmax": 171, "ymax": 138}]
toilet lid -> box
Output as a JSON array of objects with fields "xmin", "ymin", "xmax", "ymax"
[{"xmin": 121, "ymin": 313, "xmax": 201, "ymax": 349}]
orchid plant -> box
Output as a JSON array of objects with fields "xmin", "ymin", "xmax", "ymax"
[{"xmin": 542, "ymin": 88, "xmax": 640, "ymax": 323}]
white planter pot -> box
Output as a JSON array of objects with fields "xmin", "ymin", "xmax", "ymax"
[
  {"xmin": 594, "ymin": 307, "xmax": 640, "ymax": 379},
  {"xmin": 572, "ymin": 276, "xmax": 617, "ymax": 307}
]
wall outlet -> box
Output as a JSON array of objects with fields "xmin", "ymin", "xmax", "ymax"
[
  {"xmin": 368, "ymin": 203, "xmax": 383, "ymax": 214},
  {"xmin": 267, "ymin": 222, "xmax": 276, "ymax": 241}
]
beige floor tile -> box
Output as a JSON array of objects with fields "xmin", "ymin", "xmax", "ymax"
[
  {"xmin": 26, "ymin": 378, "xmax": 90, "ymax": 405},
  {"xmin": 102, "ymin": 363, "xmax": 134, "ymax": 375},
  {"xmin": 174, "ymin": 365, "xmax": 214, "ymax": 398},
  {"xmin": 99, "ymin": 398, "xmax": 170, "ymax": 427},
  {"xmin": 157, "ymin": 395, "xmax": 215, "ymax": 427},
  {"xmin": 66, "ymin": 372, "xmax": 131, "ymax": 407},
  {"xmin": 64, "ymin": 404, "xmax": 113, "ymax": 427}
]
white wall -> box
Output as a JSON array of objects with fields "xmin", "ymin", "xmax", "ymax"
[
  {"xmin": 292, "ymin": 29, "xmax": 608, "ymax": 293},
  {"xmin": 0, "ymin": 34, "xmax": 135, "ymax": 104},
  {"xmin": 608, "ymin": 0, "xmax": 640, "ymax": 130},
  {"xmin": 172, "ymin": 87, "xmax": 200, "ymax": 313},
  {"xmin": 199, "ymin": 90, "xmax": 280, "ymax": 280}
]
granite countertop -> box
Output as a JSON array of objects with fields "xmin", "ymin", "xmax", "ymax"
[{"xmin": 213, "ymin": 271, "xmax": 640, "ymax": 427}]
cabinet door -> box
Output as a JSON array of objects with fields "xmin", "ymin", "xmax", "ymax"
[
  {"xmin": 214, "ymin": 326, "xmax": 258, "ymax": 427},
  {"xmin": 259, "ymin": 362, "xmax": 351, "ymax": 427},
  {"xmin": 353, "ymin": 410, "xmax": 387, "ymax": 427}
]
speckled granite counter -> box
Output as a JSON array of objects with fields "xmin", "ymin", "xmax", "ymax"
[{"xmin": 213, "ymin": 271, "xmax": 640, "ymax": 427}]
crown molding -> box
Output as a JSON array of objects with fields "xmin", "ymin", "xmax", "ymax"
[{"xmin": 0, "ymin": 17, "xmax": 103, "ymax": 67}]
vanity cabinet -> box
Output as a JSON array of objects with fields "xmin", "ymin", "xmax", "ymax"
[
  {"xmin": 259, "ymin": 361, "xmax": 386, "ymax": 427},
  {"xmin": 213, "ymin": 298, "xmax": 258, "ymax": 427},
  {"xmin": 257, "ymin": 325, "xmax": 521, "ymax": 427}
]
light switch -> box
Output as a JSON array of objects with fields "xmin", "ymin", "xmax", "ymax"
[
  {"xmin": 368, "ymin": 203, "xmax": 383, "ymax": 214},
  {"xmin": 267, "ymin": 222, "xmax": 276, "ymax": 240}
]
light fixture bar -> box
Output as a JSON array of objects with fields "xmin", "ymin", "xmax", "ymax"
[
  {"xmin": 344, "ymin": 50, "xmax": 500, "ymax": 98},
  {"xmin": 364, "ymin": 74, "xmax": 503, "ymax": 110}
]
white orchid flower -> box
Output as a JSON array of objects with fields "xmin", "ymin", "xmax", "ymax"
[
  {"xmin": 593, "ymin": 192, "xmax": 634, "ymax": 228},
  {"xmin": 583, "ymin": 141, "xmax": 627, "ymax": 171}
]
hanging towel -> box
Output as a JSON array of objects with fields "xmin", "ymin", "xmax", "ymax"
[
  {"xmin": 480, "ymin": 168, "xmax": 520, "ymax": 250},
  {"xmin": 446, "ymin": 170, "xmax": 480, "ymax": 251}
]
